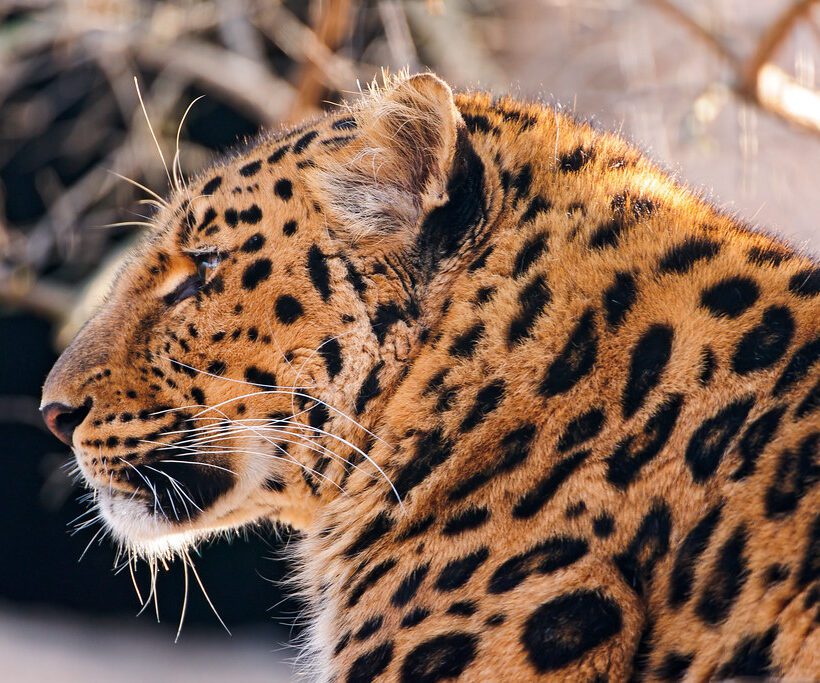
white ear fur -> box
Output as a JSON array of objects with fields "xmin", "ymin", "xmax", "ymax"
[{"xmin": 313, "ymin": 73, "xmax": 462, "ymax": 243}]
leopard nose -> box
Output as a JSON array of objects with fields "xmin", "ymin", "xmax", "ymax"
[{"xmin": 41, "ymin": 400, "xmax": 92, "ymax": 446}]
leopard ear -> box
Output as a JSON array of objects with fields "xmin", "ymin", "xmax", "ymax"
[{"xmin": 313, "ymin": 73, "xmax": 462, "ymax": 242}]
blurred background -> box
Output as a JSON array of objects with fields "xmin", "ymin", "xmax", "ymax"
[{"xmin": 1, "ymin": 0, "xmax": 819, "ymax": 680}]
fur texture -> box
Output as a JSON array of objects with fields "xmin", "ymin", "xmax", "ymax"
[{"xmin": 42, "ymin": 73, "xmax": 819, "ymax": 681}]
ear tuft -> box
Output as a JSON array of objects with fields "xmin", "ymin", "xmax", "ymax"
[{"xmin": 313, "ymin": 73, "xmax": 462, "ymax": 242}]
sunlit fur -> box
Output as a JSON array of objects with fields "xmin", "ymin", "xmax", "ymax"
[{"xmin": 43, "ymin": 73, "xmax": 818, "ymax": 680}]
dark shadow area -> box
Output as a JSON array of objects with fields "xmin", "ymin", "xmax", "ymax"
[{"xmin": 0, "ymin": 310, "xmax": 302, "ymax": 637}]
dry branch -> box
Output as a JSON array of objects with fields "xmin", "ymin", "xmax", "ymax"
[
  {"xmin": 651, "ymin": 0, "xmax": 820, "ymax": 135},
  {"xmin": 255, "ymin": 3, "xmax": 359, "ymax": 96},
  {"xmin": 136, "ymin": 39, "xmax": 294, "ymax": 127},
  {"xmin": 739, "ymin": 0, "xmax": 819, "ymax": 96},
  {"xmin": 288, "ymin": 0, "xmax": 353, "ymax": 120},
  {"xmin": 404, "ymin": 0, "xmax": 506, "ymax": 88}
]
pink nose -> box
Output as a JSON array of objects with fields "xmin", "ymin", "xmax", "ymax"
[{"xmin": 41, "ymin": 400, "xmax": 92, "ymax": 446}]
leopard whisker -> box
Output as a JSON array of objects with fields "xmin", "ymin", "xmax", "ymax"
[
  {"xmin": 67, "ymin": 505, "xmax": 100, "ymax": 528},
  {"xmin": 175, "ymin": 550, "xmax": 191, "ymax": 643},
  {"xmin": 166, "ymin": 445, "xmax": 346, "ymax": 495},
  {"xmin": 166, "ymin": 427, "xmax": 377, "ymax": 484},
  {"xmin": 167, "ymin": 419, "xmax": 371, "ymax": 478},
  {"xmin": 135, "ymin": 556, "xmax": 157, "ymax": 618},
  {"xmin": 154, "ymin": 458, "xmax": 237, "ymax": 477},
  {"xmin": 94, "ymin": 220, "xmax": 157, "ymax": 230},
  {"xmin": 151, "ymin": 557, "xmax": 161, "ymax": 623},
  {"xmin": 72, "ymin": 514, "xmax": 104, "ymax": 534},
  {"xmin": 154, "ymin": 406, "xmax": 396, "ymax": 498},
  {"xmin": 107, "ymin": 170, "xmax": 168, "ymax": 207},
  {"xmin": 119, "ymin": 458, "xmax": 168, "ymax": 523},
  {"xmin": 133, "ymin": 77, "xmax": 173, "ymax": 192},
  {"xmin": 156, "ymin": 356, "xmax": 386, "ymax": 448},
  {"xmin": 77, "ymin": 524, "xmax": 106, "ymax": 563},
  {"xmin": 184, "ymin": 549, "xmax": 231, "ymax": 636},
  {"xmin": 128, "ymin": 550, "xmax": 145, "ymax": 607},
  {"xmin": 167, "ymin": 422, "xmax": 337, "ymax": 454},
  {"xmin": 189, "ymin": 390, "xmax": 400, "ymax": 501},
  {"xmin": 145, "ymin": 465, "xmax": 179, "ymax": 521},
  {"xmin": 148, "ymin": 409, "xmax": 354, "ymax": 475},
  {"xmin": 212, "ymin": 447, "xmax": 343, "ymax": 494},
  {"xmin": 136, "ymin": 198, "xmax": 165, "ymax": 211},
  {"xmin": 164, "ymin": 474, "xmax": 200, "ymax": 517},
  {"xmin": 172, "ymin": 95, "xmax": 204, "ymax": 197}
]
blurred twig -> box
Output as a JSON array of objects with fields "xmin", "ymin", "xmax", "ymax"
[
  {"xmin": 255, "ymin": 3, "xmax": 360, "ymax": 98},
  {"xmin": 0, "ymin": 275, "xmax": 76, "ymax": 322},
  {"xmin": 739, "ymin": 0, "xmax": 819, "ymax": 96},
  {"xmin": 378, "ymin": 1, "xmax": 422, "ymax": 72},
  {"xmin": 288, "ymin": 0, "xmax": 353, "ymax": 120},
  {"xmin": 136, "ymin": 39, "xmax": 293, "ymax": 126},
  {"xmin": 649, "ymin": 0, "xmax": 738, "ymax": 65},
  {"xmin": 404, "ymin": 0, "xmax": 505, "ymax": 87},
  {"xmin": 651, "ymin": 0, "xmax": 820, "ymax": 134}
]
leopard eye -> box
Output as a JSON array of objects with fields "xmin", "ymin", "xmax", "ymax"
[
  {"xmin": 164, "ymin": 251, "xmax": 223, "ymax": 306},
  {"xmin": 193, "ymin": 251, "xmax": 222, "ymax": 280}
]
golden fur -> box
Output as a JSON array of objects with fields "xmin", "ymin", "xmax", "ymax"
[{"xmin": 43, "ymin": 74, "xmax": 819, "ymax": 681}]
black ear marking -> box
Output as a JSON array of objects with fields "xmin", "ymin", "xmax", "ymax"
[{"xmin": 415, "ymin": 128, "xmax": 486, "ymax": 268}]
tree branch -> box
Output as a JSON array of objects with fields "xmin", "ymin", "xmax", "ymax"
[{"xmin": 650, "ymin": 0, "xmax": 820, "ymax": 135}]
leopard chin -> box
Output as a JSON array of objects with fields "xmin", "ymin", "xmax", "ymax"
[
  {"xmin": 85, "ymin": 440, "xmax": 281, "ymax": 559},
  {"xmin": 97, "ymin": 492, "xmax": 204, "ymax": 558},
  {"xmin": 96, "ymin": 483, "xmax": 280, "ymax": 560}
]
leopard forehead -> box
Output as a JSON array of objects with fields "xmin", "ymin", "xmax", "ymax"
[
  {"xmin": 150, "ymin": 111, "xmax": 355, "ymax": 271},
  {"xmin": 42, "ymin": 73, "xmax": 819, "ymax": 682}
]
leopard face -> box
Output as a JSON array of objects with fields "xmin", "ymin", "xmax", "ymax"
[{"xmin": 41, "ymin": 74, "xmax": 481, "ymax": 557}]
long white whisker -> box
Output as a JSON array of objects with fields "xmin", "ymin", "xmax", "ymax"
[
  {"xmin": 146, "ymin": 358, "xmax": 401, "ymax": 501},
  {"xmin": 164, "ymin": 445, "xmax": 344, "ymax": 494},
  {"xmin": 134, "ymin": 77, "xmax": 173, "ymax": 191},
  {"xmin": 137, "ymin": 198, "xmax": 165, "ymax": 210},
  {"xmin": 67, "ymin": 506, "xmax": 100, "ymax": 527},
  {"xmin": 175, "ymin": 552, "xmax": 190, "ymax": 643},
  {"xmin": 185, "ymin": 550, "xmax": 231, "ymax": 636},
  {"xmin": 179, "ymin": 386, "xmax": 397, "ymax": 496},
  {"xmin": 155, "ymin": 357, "xmax": 386, "ymax": 447},
  {"xmin": 173, "ymin": 95, "xmax": 205, "ymax": 193},
  {"xmin": 94, "ymin": 220, "xmax": 157, "ymax": 230},
  {"xmin": 136, "ymin": 557, "xmax": 157, "ymax": 618},
  {"xmin": 165, "ymin": 475, "xmax": 199, "ymax": 517},
  {"xmin": 165, "ymin": 425, "xmax": 377, "ymax": 483},
  {"xmin": 72, "ymin": 514, "xmax": 104, "ymax": 534},
  {"xmin": 166, "ymin": 485, "xmax": 180, "ymax": 520},
  {"xmin": 155, "ymin": 459, "xmax": 237, "ymax": 476},
  {"xmin": 78, "ymin": 525, "xmax": 105, "ymax": 563},
  {"xmin": 152, "ymin": 558, "xmax": 161, "ymax": 623},
  {"xmin": 107, "ymin": 170, "xmax": 167, "ymax": 206},
  {"xmin": 145, "ymin": 403, "xmax": 353, "ymax": 489},
  {"xmin": 118, "ymin": 458, "xmax": 167, "ymax": 522},
  {"xmin": 166, "ymin": 424, "xmax": 344, "ymax": 461},
  {"xmin": 128, "ymin": 551, "xmax": 144, "ymax": 606}
]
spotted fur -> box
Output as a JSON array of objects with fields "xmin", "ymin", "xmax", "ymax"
[{"xmin": 42, "ymin": 74, "xmax": 819, "ymax": 681}]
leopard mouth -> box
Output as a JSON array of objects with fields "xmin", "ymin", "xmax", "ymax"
[
  {"xmin": 94, "ymin": 481, "xmax": 271, "ymax": 560},
  {"xmin": 76, "ymin": 438, "xmax": 236, "ymax": 511},
  {"xmin": 75, "ymin": 435, "xmax": 272, "ymax": 558},
  {"xmin": 96, "ymin": 490, "xmax": 207, "ymax": 558}
]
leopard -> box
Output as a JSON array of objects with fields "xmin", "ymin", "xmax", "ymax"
[{"xmin": 41, "ymin": 73, "xmax": 819, "ymax": 681}]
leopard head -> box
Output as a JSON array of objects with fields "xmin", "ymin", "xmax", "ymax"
[{"xmin": 41, "ymin": 74, "xmax": 494, "ymax": 559}]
